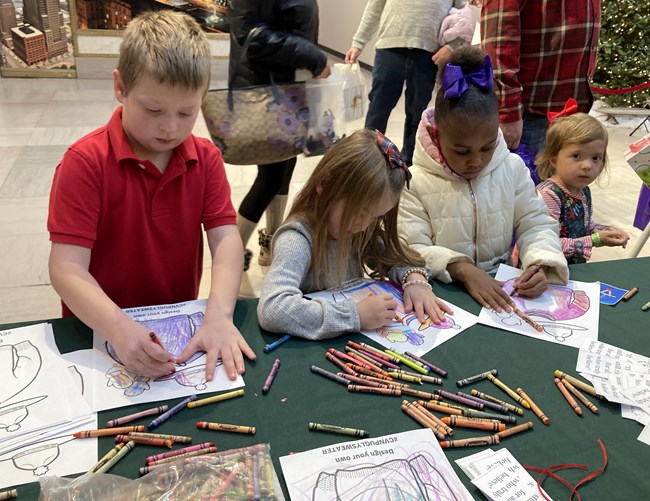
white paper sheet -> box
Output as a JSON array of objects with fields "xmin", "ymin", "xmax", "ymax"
[
  {"xmin": 306, "ymin": 279, "xmax": 478, "ymax": 356},
  {"xmin": 638, "ymin": 422, "xmax": 650, "ymax": 446},
  {"xmin": 478, "ymin": 264, "xmax": 600, "ymax": 348},
  {"xmin": 67, "ymin": 299, "xmax": 245, "ymax": 411},
  {"xmin": 279, "ymin": 428, "xmax": 473, "ymax": 500}
]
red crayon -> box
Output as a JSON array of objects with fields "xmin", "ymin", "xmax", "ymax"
[{"xmin": 325, "ymin": 352, "xmax": 359, "ymax": 376}]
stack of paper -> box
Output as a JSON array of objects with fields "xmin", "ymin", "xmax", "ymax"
[
  {"xmin": 0, "ymin": 323, "xmax": 97, "ymax": 489},
  {"xmin": 575, "ymin": 339, "xmax": 650, "ymax": 444},
  {"xmin": 456, "ymin": 448, "xmax": 550, "ymax": 500}
]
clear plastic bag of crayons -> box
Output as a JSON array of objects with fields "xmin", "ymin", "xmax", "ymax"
[{"xmin": 39, "ymin": 443, "xmax": 285, "ymax": 500}]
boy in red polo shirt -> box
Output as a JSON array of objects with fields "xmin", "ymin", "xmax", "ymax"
[{"xmin": 47, "ymin": 11, "xmax": 256, "ymax": 382}]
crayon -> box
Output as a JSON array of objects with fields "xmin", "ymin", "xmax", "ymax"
[
  {"xmin": 401, "ymin": 401, "xmax": 446, "ymax": 439},
  {"xmin": 441, "ymin": 416, "xmax": 506, "ymax": 432},
  {"xmin": 147, "ymin": 395, "xmax": 197, "ymax": 430},
  {"xmin": 115, "ymin": 434, "xmax": 173, "ymax": 448},
  {"xmin": 385, "ymin": 349, "xmax": 430, "ymax": 375},
  {"xmin": 470, "ymin": 389, "xmax": 524, "ymax": 415},
  {"xmin": 149, "ymin": 331, "xmax": 165, "ymax": 349},
  {"xmin": 622, "ymin": 287, "xmax": 639, "ymax": 302},
  {"xmin": 401, "ymin": 388, "xmax": 438, "ymax": 400},
  {"xmin": 404, "ymin": 351, "xmax": 447, "ymax": 377},
  {"xmin": 516, "ymin": 388, "xmax": 549, "ymax": 425},
  {"xmin": 513, "ymin": 307, "xmax": 544, "ymax": 332},
  {"xmin": 562, "ymin": 379, "xmax": 599, "ymax": 414},
  {"xmin": 0, "ymin": 490, "xmax": 17, "ymax": 500},
  {"xmin": 495, "ymin": 421, "xmax": 535, "ymax": 440},
  {"xmin": 140, "ymin": 464, "xmax": 165, "ymax": 476},
  {"xmin": 345, "ymin": 350, "xmax": 387, "ymax": 372},
  {"xmin": 329, "ymin": 348, "xmax": 378, "ymax": 372},
  {"xmin": 419, "ymin": 400, "xmax": 462, "ymax": 415},
  {"xmin": 434, "ymin": 400, "xmax": 465, "ymax": 411},
  {"xmin": 359, "ymin": 342, "xmax": 401, "ymax": 363},
  {"xmin": 411, "ymin": 401, "xmax": 454, "ymax": 435},
  {"xmin": 387, "ymin": 371, "xmax": 422, "ymax": 384},
  {"xmin": 355, "ymin": 373, "xmax": 406, "ymax": 388},
  {"xmin": 456, "ymin": 369, "xmax": 498, "ymax": 387},
  {"xmin": 87, "ymin": 443, "xmax": 124, "ymax": 474},
  {"xmin": 347, "ymin": 344, "xmax": 400, "ymax": 369},
  {"xmin": 106, "ymin": 405, "xmax": 169, "ymax": 428},
  {"xmin": 128, "ymin": 431, "xmax": 192, "ymax": 444},
  {"xmin": 94, "ymin": 440, "xmax": 135, "ymax": 474},
  {"xmin": 641, "ymin": 300, "xmax": 650, "ymax": 311},
  {"xmin": 392, "ymin": 369, "xmax": 442, "ymax": 385},
  {"xmin": 146, "ymin": 442, "xmax": 215, "ymax": 463},
  {"xmin": 263, "ymin": 334, "xmax": 291, "ymax": 353},
  {"xmin": 435, "ymin": 389, "xmax": 485, "ymax": 410},
  {"xmin": 308, "ymin": 422, "xmax": 369, "ymax": 438},
  {"xmin": 554, "ymin": 370, "xmax": 601, "ymax": 398},
  {"xmin": 213, "ymin": 462, "xmax": 242, "ymax": 498},
  {"xmin": 344, "ymin": 347, "xmax": 388, "ymax": 370},
  {"xmin": 347, "ymin": 364, "xmax": 393, "ymax": 380},
  {"xmin": 310, "ymin": 365, "xmax": 350, "ymax": 386},
  {"xmin": 187, "ymin": 389, "xmax": 245, "ymax": 409},
  {"xmin": 338, "ymin": 372, "xmax": 388, "ymax": 388},
  {"xmin": 457, "ymin": 391, "xmax": 508, "ymax": 414},
  {"xmin": 326, "ymin": 352, "xmax": 358, "ymax": 376},
  {"xmin": 74, "ymin": 425, "xmax": 145, "ymax": 438},
  {"xmin": 197, "ymin": 421, "xmax": 256, "ymax": 434},
  {"xmin": 148, "ymin": 446, "xmax": 218, "ymax": 466},
  {"xmin": 262, "ymin": 358, "xmax": 281, "ymax": 395},
  {"xmin": 554, "ymin": 378, "xmax": 583, "ymax": 416},
  {"xmin": 462, "ymin": 409, "xmax": 518, "ymax": 423},
  {"xmin": 487, "ymin": 374, "xmax": 531, "ymax": 408},
  {"xmin": 347, "ymin": 384, "xmax": 401, "ymax": 396},
  {"xmin": 440, "ymin": 435, "xmax": 500, "ymax": 448}
]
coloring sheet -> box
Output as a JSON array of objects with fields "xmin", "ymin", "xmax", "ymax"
[
  {"xmin": 66, "ymin": 299, "xmax": 244, "ymax": 412},
  {"xmin": 280, "ymin": 428, "xmax": 473, "ymax": 500},
  {"xmin": 307, "ymin": 279, "xmax": 478, "ymax": 356},
  {"xmin": 0, "ymin": 323, "xmax": 97, "ymax": 488},
  {"xmin": 478, "ymin": 264, "xmax": 600, "ymax": 348}
]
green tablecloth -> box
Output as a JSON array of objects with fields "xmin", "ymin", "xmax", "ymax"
[{"xmin": 6, "ymin": 258, "xmax": 650, "ymax": 500}]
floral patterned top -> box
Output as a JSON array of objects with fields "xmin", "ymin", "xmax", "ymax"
[{"xmin": 537, "ymin": 180, "xmax": 607, "ymax": 264}]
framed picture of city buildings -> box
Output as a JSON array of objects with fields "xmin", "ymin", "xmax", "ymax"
[
  {"xmin": 0, "ymin": 0, "xmax": 76, "ymax": 77},
  {"xmin": 75, "ymin": 0, "xmax": 230, "ymax": 33}
]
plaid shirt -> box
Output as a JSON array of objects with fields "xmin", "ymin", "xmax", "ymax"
[{"xmin": 481, "ymin": 0, "xmax": 601, "ymax": 123}]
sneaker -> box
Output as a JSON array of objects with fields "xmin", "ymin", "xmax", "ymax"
[
  {"xmin": 258, "ymin": 228, "xmax": 273, "ymax": 266},
  {"xmin": 243, "ymin": 249, "xmax": 253, "ymax": 272}
]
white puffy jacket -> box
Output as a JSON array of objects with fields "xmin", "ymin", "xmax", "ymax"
[{"xmin": 399, "ymin": 109, "xmax": 569, "ymax": 285}]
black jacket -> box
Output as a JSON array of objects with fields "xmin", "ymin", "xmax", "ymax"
[{"xmin": 228, "ymin": 0, "xmax": 327, "ymax": 87}]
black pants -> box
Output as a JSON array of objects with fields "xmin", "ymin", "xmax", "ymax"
[{"xmin": 238, "ymin": 157, "xmax": 297, "ymax": 223}]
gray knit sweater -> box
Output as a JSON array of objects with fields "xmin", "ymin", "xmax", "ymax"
[
  {"xmin": 351, "ymin": 0, "xmax": 467, "ymax": 54},
  {"xmin": 257, "ymin": 218, "xmax": 427, "ymax": 340}
]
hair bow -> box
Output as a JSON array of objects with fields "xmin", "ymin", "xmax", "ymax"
[
  {"xmin": 441, "ymin": 55, "xmax": 494, "ymax": 99},
  {"xmin": 376, "ymin": 130, "xmax": 411, "ymax": 189},
  {"xmin": 547, "ymin": 98, "xmax": 578, "ymax": 123}
]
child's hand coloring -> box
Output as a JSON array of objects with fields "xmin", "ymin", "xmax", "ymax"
[
  {"xmin": 111, "ymin": 322, "xmax": 175, "ymax": 378},
  {"xmin": 403, "ymin": 285, "xmax": 453, "ymax": 324},
  {"xmin": 358, "ymin": 293, "xmax": 397, "ymax": 330},
  {"xmin": 513, "ymin": 266, "xmax": 548, "ymax": 298}
]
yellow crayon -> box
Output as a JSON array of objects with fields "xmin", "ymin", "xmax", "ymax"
[
  {"xmin": 187, "ymin": 389, "xmax": 245, "ymax": 408},
  {"xmin": 487, "ymin": 374, "xmax": 530, "ymax": 408},
  {"xmin": 554, "ymin": 370, "xmax": 602, "ymax": 399}
]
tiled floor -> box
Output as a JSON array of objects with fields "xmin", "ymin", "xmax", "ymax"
[{"xmin": 1, "ymin": 68, "xmax": 648, "ymax": 325}]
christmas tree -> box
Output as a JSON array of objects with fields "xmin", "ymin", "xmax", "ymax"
[{"xmin": 592, "ymin": 0, "xmax": 649, "ymax": 108}]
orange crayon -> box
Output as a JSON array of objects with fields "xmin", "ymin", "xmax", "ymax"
[
  {"xmin": 441, "ymin": 416, "xmax": 506, "ymax": 432},
  {"xmin": 74, "ymin": 425, "xmax": 145, "ymax": 438},
  {"xmin": 440, "ymin": 435, "xmax": 500, "ymax": 448},
  {"xmin": 554, "ymin": 378, "xmax": 583, "ymax": 416},
  {"xmin": 563, "ymin": 379, "xmax": 599, "ymax": 414},
  {"xmin": 516, "ymin": 387, "xmax": 549, "ymax": 425},
  {"xmin": 495, "ymin": 421, "xmax": 534, "ymax": 440}
]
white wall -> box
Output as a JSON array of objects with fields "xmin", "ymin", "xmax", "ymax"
[{"xmin": 317, "ymin": 0, "xmax": 376, "ymax": 66}]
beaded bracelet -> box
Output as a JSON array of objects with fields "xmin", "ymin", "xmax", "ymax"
[
  {"xmin": 591, "ymin": 232, "xmax": 603, "ymax": 248},
  {"xmin": 401, "ymin": 267, "xmax": 430, "ymax": 285},
  {"xmin": 402, "ymin": 279, "xmax": 432, "ymax": 290}
]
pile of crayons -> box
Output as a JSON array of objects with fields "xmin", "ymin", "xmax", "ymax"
[{"xmin": 76, "ymin": 388, "xmax": 248, "ymax": 475}]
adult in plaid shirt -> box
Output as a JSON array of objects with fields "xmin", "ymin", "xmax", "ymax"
[{"xmin": 480, "ymin": 0, "xmax": 601, "ymax": 152}]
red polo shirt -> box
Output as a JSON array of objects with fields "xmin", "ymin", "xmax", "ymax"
[{"xmin": 48, "ymin": 107, "xmax": 236, "ymax": 316}]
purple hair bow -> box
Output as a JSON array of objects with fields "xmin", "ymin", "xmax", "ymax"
[{"xmin": 442, "ymin": 55, "xmax": 494, "ymax": 99}]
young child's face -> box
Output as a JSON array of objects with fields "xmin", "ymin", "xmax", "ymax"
[
  {"xmin": 435, "ymin": 120, "xmax": 499, "ymax": 180},
  {"xmin": 551, "ymin": 140, "xmax": 606, "ymax": 195},
  {"xmin": 327, "ymin": 191, "xmax": 398, "ymax": 240},
  {"xmin": 113, "ymin": 70, "xmax": 203, "ymax": 162}
]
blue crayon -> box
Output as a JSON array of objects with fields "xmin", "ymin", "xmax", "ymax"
[
  {"xmin": 263, "ymin": 334, "xmax": 291, "ymax": 353},
  {"xmin": 147, "ymin": 395, "xmax": 197, "ymax": 430}
]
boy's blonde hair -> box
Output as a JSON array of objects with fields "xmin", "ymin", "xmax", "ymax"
[
  {"xmin": 117, "ymin": 10, "xmax": 211, "ymax": 94},
  {"xmin": 288, "ymin": 129, "xmax": 425, "ymax": 289},
  {"xmin": 536, "ymin": 113, "xmax": 609, "ymax": 181}
]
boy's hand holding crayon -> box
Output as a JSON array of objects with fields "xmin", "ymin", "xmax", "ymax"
[{"xmin": 108, "ymin": 321, "xmax": 175, "ymax": 378}]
